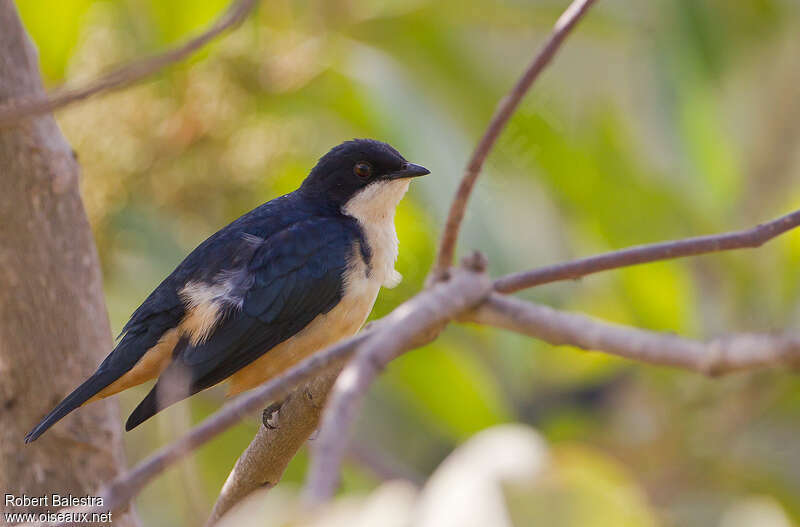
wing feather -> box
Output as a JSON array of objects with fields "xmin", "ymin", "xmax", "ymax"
[{"xmin": 125, "ymin": 217, "xmax": 360, "ymax": 429}]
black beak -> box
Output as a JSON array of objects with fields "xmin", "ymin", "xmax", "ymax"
[{"xmin": 387, "ymin": 162, "xmax": 430, "ymax": 180}]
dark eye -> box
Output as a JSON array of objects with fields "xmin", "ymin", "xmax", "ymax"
[{"xmin": 353, "ymin": 162, "xmax": 372, "ymax": 178}]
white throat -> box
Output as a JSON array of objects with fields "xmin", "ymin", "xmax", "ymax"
[{"xmin": 342, "ymin": 179, "xmax": 410, "ymax": 288}]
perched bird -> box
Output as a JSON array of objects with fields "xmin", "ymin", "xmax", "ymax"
[{"xmin": 25, "ymin": 139, "xmax": 428, "ymax": 443}]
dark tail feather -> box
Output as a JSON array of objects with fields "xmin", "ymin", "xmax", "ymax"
[
  {"xmin": 25, "ymin": 371, "xmax": 116, "ymax": 443},
  {"xmin": 125, "ymin": 377, "xmax": 192, "ymax": 431},
  {"xmin": 125, "ymin": 387, "xmax": 160, "ymax": 431}
]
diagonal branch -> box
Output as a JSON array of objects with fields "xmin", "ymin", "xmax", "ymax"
[
  {"xmin": 432, "ymin": 0, "xmax": 598, "ymax": 277},
  {"xmin": 494, "ymin": 208, "xmax": 800, "ymax": 293},
  {"xmin": 63, "ymin": 331, "xmax": 374, "ymax": 525},
  {"xmin": 206, "ymin": 379, "xmax": 424, "ymax": 525},
  {"xmin": 0, "ymin": 0, "xmax": 258, "ymax": 128},
  {"xmin": 204, "ymin": 374, "xmax": 337, "ymax": 526},
  {"xmin": 303, "ymin": 258, "xmax": 492, "ymax": 505},
  {"xmin": 467, "ymin": 293, "xmax": 800, "ymax": 375}
]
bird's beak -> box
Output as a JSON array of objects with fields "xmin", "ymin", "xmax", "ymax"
[{"xmin": 387, "ymin": 162, "xmax": 430, "ymax": 180}]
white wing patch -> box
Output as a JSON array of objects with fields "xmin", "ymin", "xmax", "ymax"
[
  {"xmin": 179, "ymin": 281, "xmax": 229, "ymax": 345},
  {"xmin": 179, "ymin": 234, "xmax": 262, "ymax": 345}
]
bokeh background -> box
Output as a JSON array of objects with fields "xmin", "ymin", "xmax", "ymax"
[{"xmin": 16, "ymin": 0, "xmax": 800, "ymax": 525}]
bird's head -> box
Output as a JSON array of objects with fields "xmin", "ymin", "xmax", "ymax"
[{"xmin": 300, "ymin": 139, "xmax": 429, "ymax": 213}]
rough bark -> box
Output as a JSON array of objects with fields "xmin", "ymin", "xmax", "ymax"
[
  {"xmin": 206, "ymin": 375, "xmax": 336, "ymax": 525},
  {"xmin": 0, "ymin": 2, "xmax": 137, "ymax": 524}
]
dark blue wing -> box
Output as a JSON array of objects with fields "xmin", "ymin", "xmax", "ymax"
[
  {"xmin": 118, "ymin": 193, "xmax": 309, "ymax": 343},
  {"xmin": 25, "ymin": 227, "xmax": 270, "ymax": 442},
  {"xmin": 26, "ymin": 192, "xmax": 336, "ymax": 441},
  {"xmin": 125, "ymin": 216, "xmax": 360, "ymax": 429},
  {"xmin": 104, "ymin": 228, "xmax": 260, "ymax": 377}
]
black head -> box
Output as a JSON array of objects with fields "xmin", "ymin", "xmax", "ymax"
[{"xmin": 299, "ymin": 139, "xmax": 429, "ymax": 207}]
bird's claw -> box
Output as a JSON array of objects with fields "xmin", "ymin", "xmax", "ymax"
[{"xmin": 262, "ymin": 401, "xmax": 283, "ymax": 429}]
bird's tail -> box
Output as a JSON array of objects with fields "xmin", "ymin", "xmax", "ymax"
[
  {"xmin": 125, "ymin": 367, "xmax": 195, "ymax": 431},
  {"xmin": 24, "ymin": 370, "xmax": 117, "ymax": 443},
  {"xmin": 124, "ymin": 386, "xmax": 160, "ymax": 431}
]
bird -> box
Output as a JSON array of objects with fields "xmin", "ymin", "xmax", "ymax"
[{"xmin": 25, "ymin": 138, "xmax": 429, "ymax": 443}]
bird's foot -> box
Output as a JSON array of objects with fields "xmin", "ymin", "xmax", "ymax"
[{"xmin": 262, "ymin": 401, "xmax": 283, "ymax": 429}]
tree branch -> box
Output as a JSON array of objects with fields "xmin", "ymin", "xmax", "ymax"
[
  {"xmin": 0, "ymin": 0, "xmax": 258, "ymax": 128},
  {"xmin": 494, "ymin": 208, "xmax": 800, "ymax": 293},
  {"xmin": 466, "ymin": 294, "xmax": 800, "ymax": 375},
  {"xmin": 204, "ymin": 374, "xmax": 337, "ymax": 526},
  {"xmin": 21, "ymin": 242, "xmax": 800, "ymax": 525},
  {"xmin": 197, "ymin": 202, "xmax": 800, "ymax": 518},
  {"xmin": 44, "ymin": 331, "xmax": 375, "ymax": 525},
  {"xmin": 303, "ymin": 256, "xmax": 493, "ymax": 505},
  {"xmin": 33, "ymin": 258, "xmax": 488, "ymax": 523},
  {"xmin": 206, "ymin": 371, "xmax": 422, "ymax": 526},
  {"xmin": 432, "ymin": 0, "xmax": 598, "ymax": 277}
]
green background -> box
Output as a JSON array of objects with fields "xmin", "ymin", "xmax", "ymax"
[{"xmin": 17, "ymin": 0, "xmax": 800, "ymax": 525}]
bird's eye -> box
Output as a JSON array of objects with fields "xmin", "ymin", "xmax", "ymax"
[{"xmin": 353, "ymin": 162, "xmax": 372, "ymax": 178}]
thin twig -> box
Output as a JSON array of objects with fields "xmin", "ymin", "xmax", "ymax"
[
  {"xmin": 494, "ymin": 208, "xmax": 800, "ymax": 293},
  {"xmin": 304, "ymin": 258, "xmax": 492, "ymax": 505},
  {"xmin": 432, "ymin": 0, "xmax": 598, "ymax": 277},
  {"xmin": 0, "ymin": 0, "xmax": 258, "ymax": 128},
  {"xmin": 467, "ymin": 294, "xmax": 800, "ymax": 375}
]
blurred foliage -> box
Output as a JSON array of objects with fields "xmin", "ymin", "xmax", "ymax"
[{"xmin": 16, "ymin": 0, "xmax": 800, "ymax": 525}]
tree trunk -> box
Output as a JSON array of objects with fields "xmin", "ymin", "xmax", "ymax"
[{"xmin": 0, "ymin": 2, "xmax": 138, "ymax": 524}]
